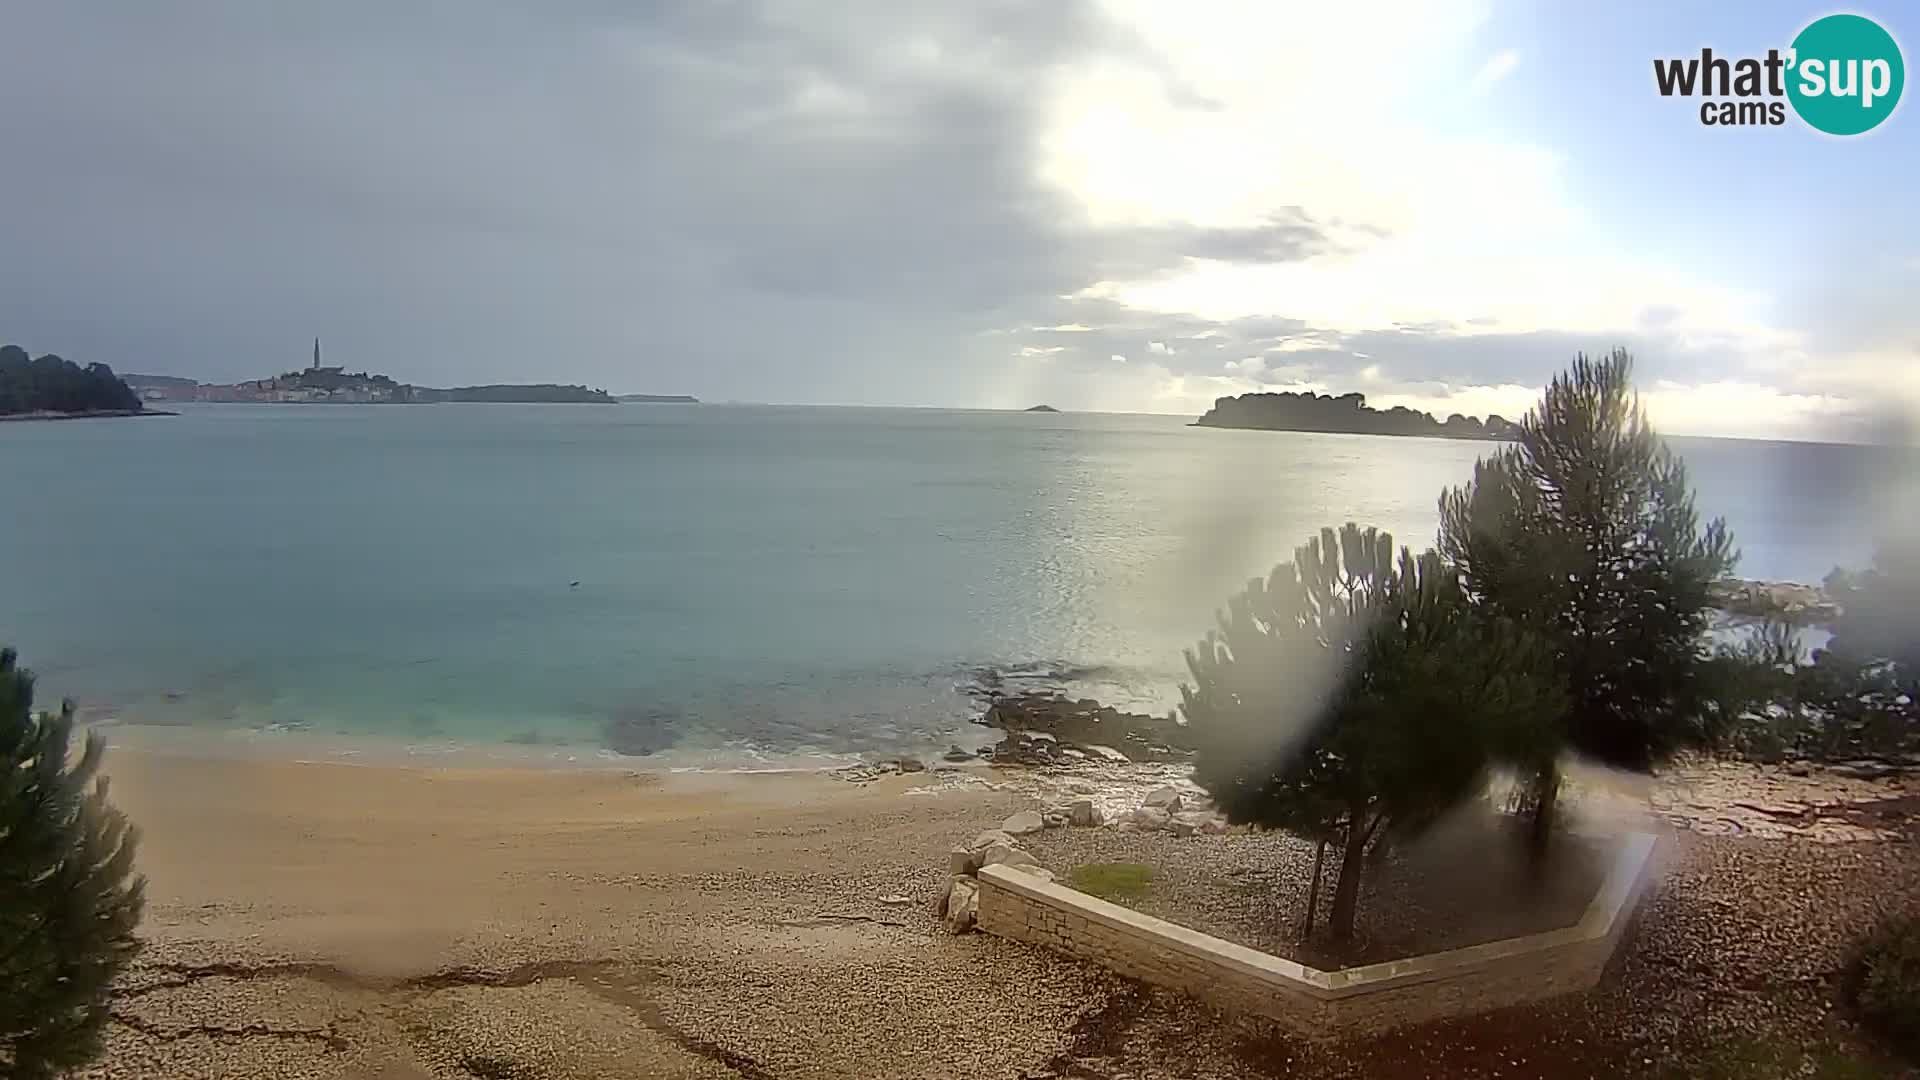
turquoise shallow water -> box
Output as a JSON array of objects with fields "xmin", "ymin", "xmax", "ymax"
[{"xmin": 2, "ymin": 403, "xmax": 1906, "ymax": 762}]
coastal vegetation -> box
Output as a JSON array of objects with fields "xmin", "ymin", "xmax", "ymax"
[
  {"xmin": 0, "ymin": 648, "xmax": 145, "ymax": 1078},
  {"xmin": 1194, "ymin": 390, "xmax": 1518, "ymax": 439},
  {"xmin": 0, "ymin": 345, "xmax": 142, "ymax": 417},
  {"xmin": 1708, "ymin": 545, "xmax": 1920, "ymax": 763},
  {"xmin": 413, "ymin": 383, "xmax": 616, "ymax": 404},
  {"xmin": 1850, "ymin": 914, "xmax": 1920, "ymax": 1061},
  {"xmin": 1181, "ymin": 349, "xmax": 1750, "ymax": 949},
  {"xmin": 1181, "ymin": 524, "xmax": 1559, "ymax": 943},
  {"xmin": 1439, "ymin": 349, "xmax": 1737, "ymax": 856}
]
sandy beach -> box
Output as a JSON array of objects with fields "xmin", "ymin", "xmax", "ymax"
[{"xmin": 81, "ymin": 748, "xmax": 1920, "ymax": 1079}]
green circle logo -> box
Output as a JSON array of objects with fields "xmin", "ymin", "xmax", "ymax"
[{"xmin": 1788, "ymin": 13, "xmax": 1904, "ymax": 135}]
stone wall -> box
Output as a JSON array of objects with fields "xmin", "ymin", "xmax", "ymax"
[{"xmin": 975, "ymin": 831, "xmax": 1656, "ymax": 1037}]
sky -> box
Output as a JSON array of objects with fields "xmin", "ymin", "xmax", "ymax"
[{"xmin": 2, "ymin": 1, "xmax": 1915, "ymax": 441}]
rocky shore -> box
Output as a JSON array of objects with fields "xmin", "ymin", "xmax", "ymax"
[
  {"xmin": 974, "ymin": 692, "xmax": 1195, "ymax": 765},
  {"xmin": 1709, "ymin": 577, "xmax": 1842, "ymax": 622}
]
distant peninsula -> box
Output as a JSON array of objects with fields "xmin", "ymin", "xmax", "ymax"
[
  {"xmin": 2, "ymin": 343, "xmax": 152, "ymax": 420},
  {"xmin": 1024, "ymin": 404, "xmax": 1060, "ymax": 413},
  {"xmin": 1194, "ymin": 391, "xmax": 1518, "ymax": 441},
  {"xmin": 125, "ymin": 341, "xmax": 619, "ymax": 405},
  {"xmin": 616, "ymin": 394, "xmax": 699, "ymax": 403}
]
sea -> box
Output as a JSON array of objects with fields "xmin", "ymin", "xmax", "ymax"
[{"xmin": 4, "ymin": 403, "xmax": 1911, "ymax": 767}]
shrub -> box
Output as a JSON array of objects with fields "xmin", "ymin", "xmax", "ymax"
[
  {"xmin": 1851, "ymin": 915, "xmax": 1920, "ymax": 1061},
  {"xmin": 1, "ymin": 648, "xmax": 146, "ymax": 1079}
]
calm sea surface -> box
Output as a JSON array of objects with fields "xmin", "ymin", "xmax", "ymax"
[{"xmin": 3, "ymin": 404, "xmax": 1909, "ymax": 764}]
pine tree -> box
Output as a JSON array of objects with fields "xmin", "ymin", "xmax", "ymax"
[
  {"xmin": 1, "ymin": 648, "xmax": 145, "ymax": 1079},
  {"xmin": 1180, "ymin": 524, "xmax": 1557, "ymax": 945},
  {"xmin": 1438, "ymin": 350, "xmax": 1735, "ymax": 855}
]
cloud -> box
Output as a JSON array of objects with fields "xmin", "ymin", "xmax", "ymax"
[
  {"xmin": 0, "ymin": 1, "xmax": 1910, "ymax": 440},
  {"xmin": 1469, "ymin": 50, "xmax": 1521, "ymax": 94}
]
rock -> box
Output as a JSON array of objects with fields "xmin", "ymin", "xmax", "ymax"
[
  {"xmin": 1064, "ymin": 780, "xmax": 1099, "ymax": 795},
  {"xmin": 1130, "ymin": 806, "xmax": 1171, "ymax": 830},
  {"xmin": 942, "ymin": 744, "xmax": 976, "ymax": 762},
  {"xmin": 1143, "ymin": 786, "xmax": 1183, "ymax": 811},
  {"xmin": 950, "ymin": 846, "xmax": 981, "ymax": 875},
  {"xmin": 968, "ymin": 829, "xmax": 1016, "ymax": 852},
  {"xmin": 977, "ymin": 694, "xmax": 1191, "ymax": 762},
  {"xmin": 1200, "ymin": 815, "xmax": 1232, "ymax": 835},
  {"xmin": 1059, "ymin": 748, "xmax": 1087, "ymax": 760},
  {"xmin": 1083, "ymin": 744, "xmax": 1130, "ymax": 763},
  {"xmin": 944, "ymin": 877, "xmax": 979, "ymax": 933},
  {"xmin": 1002, "ymin": 810, "xmax": 1046, "ymax": 836},
  {"xmin": 878, "ymin": 894, "xmax": 913, "ymax": 906},
  {"xmin": 982, "ymin": 844, "xmax": 1041, "ymax": 870},
  {"xmin": 896, "ymin": 756, "xmax": 927, "ymax": 773},
  {"xmin": 1042, "ymin": 812, "xmax": 1070, "ymax": 828},
  {"xmin": 1170, "ymin": 810, "xmax": 1213, "ymax": 836},
  {"xmin": 1068, "ymin": 798, "xmax": 1102, "ymax": 827}
]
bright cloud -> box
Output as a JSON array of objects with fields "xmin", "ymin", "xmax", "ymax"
[
  {"xmin": 1028, "ymin": 0, "xmax": 1854, "ymax": 437},
  {"xmin": 1469, "ymin": 50, "xmax": 1521, "ymax": 94}
]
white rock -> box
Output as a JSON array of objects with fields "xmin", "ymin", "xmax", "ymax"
[
  {"xmin": 1170, "ymin": 810, "xmax": 1212, "ymax": 837},
  {"xmin": 1064, "ymin": 781, "xmax": 1099, "ymax": 795},
  {"xmin": 949, "ymin": 846, "xmax": 981, "ymax": 875},
  {"xmin": 1002, "ymin": 810, "xmax": 1046, "ymax": 836},
  {"xmin": 1068, "ymin": 798, "xmax": 1103, "ymax": 827},
  {"xmin": 1143, "ymin": 786, "xmax": 1183, "ymax": 811},
  {"xmin": 879, "ymin": 894, "xmax": 913, "ymax": 906},
  {"xmin": 1083, "ymin": 744, "xmax": 1130, "ymax": 762},
  {"xmin": 1130, "ymin": 806, "xmax": 1171, "ymax": 830},
  {"xmin": 982, "ymin": 843, "xmax": 1041, "ymax": 870},
  {"xmin": 944, "ymin": 878, "xmax": 979, "ymax": 933},
  {"xmin": 968, "ymin": 829, "xmax": 1016, "ymax": 852}
]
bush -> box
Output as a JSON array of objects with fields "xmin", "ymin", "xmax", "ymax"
[
  {"xmin": 1180, "ymin": 524, "xmax": 1558, "ymax": 944},
  {"xmin": 1070, "ymin": 863, "xmax": 1154, "ymax": 901},
  {"xmin": 1851, "ymin": 915, "xmax": 1920, "ymax": 1061},
  {"xmin": 1, "ymin": 648, "xmax": 146, "ymax": 1079}
]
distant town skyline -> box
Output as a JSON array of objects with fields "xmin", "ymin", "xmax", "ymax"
[{"xmin": 2, "ymin": 2, "xmax": 1914, "ymax": 441}]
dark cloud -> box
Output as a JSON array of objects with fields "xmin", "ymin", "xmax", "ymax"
[
  {"xmin": 0, "ymin": 3, "xmax": 1846, "ymax": 420},
  {"xmin": 0, "ymin": 2, "xmax": 1124, "ymax": 399}
]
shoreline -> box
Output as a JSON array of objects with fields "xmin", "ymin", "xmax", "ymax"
[
  {"xmin": 93, "ymin": 720, "xmax": 909, "ymax": 774},
  {"xmin": 0, "ymin": 407, "xmax": 175, "ymax": 421}
]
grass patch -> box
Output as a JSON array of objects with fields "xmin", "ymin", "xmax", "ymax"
[{"xmin": 1071, "ymin": 862, "xmax": 1154, "ymax": 901}]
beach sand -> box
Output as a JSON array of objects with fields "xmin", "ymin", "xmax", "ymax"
[
  {"xmin": 87, "ymin": 750, "xmax": 1113, "ymax": 1079},
  {"xmin": 79, "ymin": 749, "xmax": 1920, "ymax": 1079}
]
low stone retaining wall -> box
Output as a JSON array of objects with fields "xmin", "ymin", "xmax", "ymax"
[{"xmin": 976, "ymin": 831, "xmax": 1657, "ymax": 1037}]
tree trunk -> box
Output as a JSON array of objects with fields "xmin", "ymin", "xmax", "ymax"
[
  {"xmin": 1300, "ymin": 838, "xmax": 1326, "ymax": 940},
  {"xmin": 1328, "ymin": 812, "xmax": 1373, "ymax": 944},
  {"xmin": 1525, "ymin": 763, "xmax": 1561, "ymax": 866}
]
